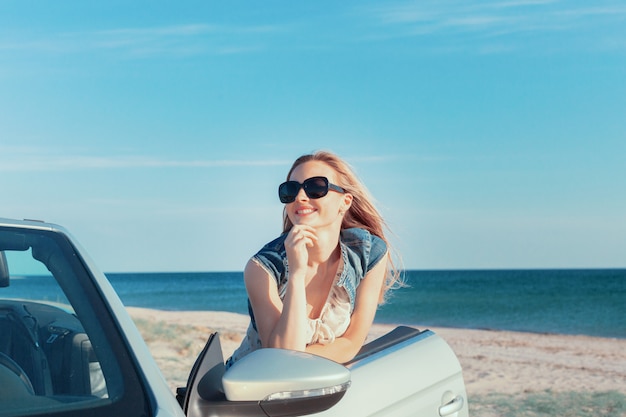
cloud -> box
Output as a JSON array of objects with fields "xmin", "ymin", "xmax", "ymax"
[
  {"xmin": 368, "ymin": 1, "xmax": 552, "ymax": 28},
  {"xmin": 0, "ymin": 23, "xmax": 287, "ymax": 58},
  {"xmin": 360, "ymin": 0, "xmax": 626, "ymax": 51},
  {"xmin": 0, "ymin": 146, "xmax": 290, "ymax": 172},
  {"xmin": 0, "ymin": 145, "xmax": 416, "ymax": 173}
]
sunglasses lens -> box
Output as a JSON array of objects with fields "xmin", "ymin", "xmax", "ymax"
[
  {"xmin": 303, "ymin": 177, "xmax": 329, "ymax": 199},
  {"xmin": 278, "ymin": 181, "xmax": 299, "ymax": 203}
]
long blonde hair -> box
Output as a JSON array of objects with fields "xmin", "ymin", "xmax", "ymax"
[{"xmin": 282, "ymin": 151, "xmax": 403, "ymax": 302}]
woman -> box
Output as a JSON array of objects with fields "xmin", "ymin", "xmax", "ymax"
[{"xmin": 226, "ymin": 151, "xmax": 400, "ymax": 367}]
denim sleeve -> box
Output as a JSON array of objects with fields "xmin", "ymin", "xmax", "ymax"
[
  {"xmin": 367, "ymin": 233, "xmax": 388, "ymax": 273},
  {"xmin": 341, "ymin": 228, "xmax": 388, "ymax": 277},
  {"xmin": 250, "ymin": 234, "xmax": 288, "ymax": 286}
]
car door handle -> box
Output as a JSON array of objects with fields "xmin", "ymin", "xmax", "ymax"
[{"xmin": 439, "ymin": 395, "xmax": 464, "ymax": 416}]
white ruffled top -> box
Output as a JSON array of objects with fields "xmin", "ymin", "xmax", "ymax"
[{"xmin": 305, "ymin": 257, "xmax": 351, "ymax": 344}]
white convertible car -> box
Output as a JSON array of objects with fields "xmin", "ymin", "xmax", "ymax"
[{"xmin": 0, "ymin": 218, "xmax": 468, "ymax": 417}]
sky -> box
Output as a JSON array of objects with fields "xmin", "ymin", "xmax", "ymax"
[{"xmin": 1, "ymin": 1, "xmax": 625, "ymax": 272}]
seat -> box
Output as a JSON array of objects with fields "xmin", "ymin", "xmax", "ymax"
[
  {"xmin": 0, "ymin": 351, "xmax": 34, "ymax": 399},
  {"xmin": 0, "ymin": 303, "xmax": 54, "ymax": 395}
]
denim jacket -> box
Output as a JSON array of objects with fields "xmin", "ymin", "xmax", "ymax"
[{"xmin": 248, "ymin": 227, "xmax": 387, "ymax": 331}]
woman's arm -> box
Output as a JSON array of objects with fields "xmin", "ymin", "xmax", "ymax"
[
  {"xmin": 246, "ymin": 225, "xmax": 317, "ymax": 350},
  {"xmin": 305, "ymin": 254, "xmax": 388, "ymax": 363},
  {"xmin": 244, "ymin": 257, "xmax": 309, "ymax": 351}
]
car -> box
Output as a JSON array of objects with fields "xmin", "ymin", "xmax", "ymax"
[{"xmin": 0, "ymin": 218, "xmax": 468, "ymax": 417}]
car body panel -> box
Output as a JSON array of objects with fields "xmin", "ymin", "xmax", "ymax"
[{"xmin": 316, "ymin": 330, "xmax": 468, "ymax": 416}]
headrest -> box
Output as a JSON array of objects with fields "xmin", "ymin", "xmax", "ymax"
[{"xmin": 0, "ymin": 252, "xmax": 9, "ymax": 288}]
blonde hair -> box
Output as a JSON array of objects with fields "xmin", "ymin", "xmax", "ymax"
[{"xmin": 282, "ymin": 151, "xmax": 403, "ymax": 302}]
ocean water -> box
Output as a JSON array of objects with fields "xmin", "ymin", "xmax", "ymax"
[
  {"xmin": 6, "ymin": 269, "xmax": 623, "ymax": 338},
  {"xmin": 105, "ymin": 269, "xmax": 626, "ymax": 339}
]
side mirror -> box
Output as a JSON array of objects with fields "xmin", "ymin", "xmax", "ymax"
[
  {"xmin": 223, "ymin": 349, "xmax": 351, "ymax": 416},
  {"xmin": 184, "ymin": 339, "xmax": 351, "ymax": 417}
]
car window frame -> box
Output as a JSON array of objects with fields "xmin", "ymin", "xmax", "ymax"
[{"xmin": 0, "ymin": 226, "xmax": 154, "ymax": 417}]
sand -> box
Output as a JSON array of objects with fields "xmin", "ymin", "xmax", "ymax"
[{"xmin": 127, "ymin": 307, "xmax": 626, "ymax": 396}]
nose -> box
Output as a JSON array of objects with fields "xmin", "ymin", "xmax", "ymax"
[{"xmin": 295, "ymin": 187, "xmax": 309, "ymax": 201}]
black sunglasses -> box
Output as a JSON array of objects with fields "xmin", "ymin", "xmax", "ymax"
[{"xmin": 278, "ymin": 176, "xmax": 345, "ymax": 203}]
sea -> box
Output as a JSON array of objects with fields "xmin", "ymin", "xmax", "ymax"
[{"xmin": 105, "ymin": 269, "xmax": 626, "ymax": 340}]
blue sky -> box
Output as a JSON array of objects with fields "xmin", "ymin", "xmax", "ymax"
[{"xmin": 1, "ymin": 1, "xmax": 625, "ymax": 272}]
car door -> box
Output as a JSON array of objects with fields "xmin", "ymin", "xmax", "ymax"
[{"xmin": 314, "ymin": 328, "xmax": 469, "ymax": 417}]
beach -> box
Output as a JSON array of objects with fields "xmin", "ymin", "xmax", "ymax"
[{"xmin": 127, "ymin": 307, "xmax": 626, "ymax": 397}]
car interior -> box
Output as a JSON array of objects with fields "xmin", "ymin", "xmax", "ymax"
[{"xmin": 0, "ymin": 229, "xmax": 122, "ymax": 417}]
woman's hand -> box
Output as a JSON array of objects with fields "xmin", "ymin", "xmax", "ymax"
[{"xmin": 284, "ymin": 225, "xmax": 318, "ymax": 276}]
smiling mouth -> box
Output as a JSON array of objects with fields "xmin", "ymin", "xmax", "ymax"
[{"xmin": 296, "ymin": 208, "xmax": 316, "ymax": 215}]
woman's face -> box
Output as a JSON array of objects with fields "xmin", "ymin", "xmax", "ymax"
[{"xmin": 285, "ymin": 161, "xmax": 352, "ymax": 230}]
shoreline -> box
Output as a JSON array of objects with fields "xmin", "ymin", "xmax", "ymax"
[{"xmin": 127, "ymin": 307, "xmax": 626, "ymax": 396}]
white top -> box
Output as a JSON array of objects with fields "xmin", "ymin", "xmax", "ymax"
[{"xmin": 305, "ymin": 257, "xmax": 351, "ymax": 344}]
